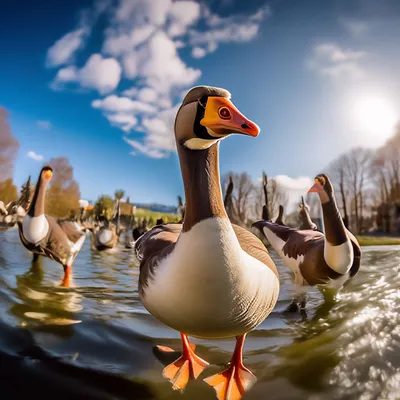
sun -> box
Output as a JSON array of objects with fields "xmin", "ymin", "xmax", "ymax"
[{"xmin": 351, "ymin": 95, "xmax": 398, "ymax": 145}]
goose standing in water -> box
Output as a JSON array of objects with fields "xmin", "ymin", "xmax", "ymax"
[
  {"xmin": 133, "ymin": 86, "xmax": 279, "ymax": 400},
  {"xmin": 17, "ymin": 166, "xmax": 86, "ymax": 287},
  {"xmin": 253, "ymin": 174, "xmax": 361, "ymax": 311}
]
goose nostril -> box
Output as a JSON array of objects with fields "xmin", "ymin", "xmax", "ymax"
[{"xmin": 241, "ymin": 123, "xmax": 250, "ymax": 129}]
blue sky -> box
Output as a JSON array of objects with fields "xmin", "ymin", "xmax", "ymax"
[{"xmin": 2, "ymin": 0, "xmax": 400, "ymax": 206}]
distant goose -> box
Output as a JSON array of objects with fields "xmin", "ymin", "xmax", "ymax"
[
  {"xmin": 90, "ymin": 221, "xmax": 119, "ymax": 251},
  {"xmin": 0, "ymin": 201, "xmax": 7, "ymax": 217},
  {"xmin": 133, "ymin": 86, "xmax": 279, "ymax": 400},
  {"xmin": 298, "ymin": 196, "xmax": 317, "ymax": 230},
  {"xmin": 253, "ymin": 174, "xmax": 361, "ymax": 311},
  {"xmin": 275, "ymin": 205, "xmax": 285, "ymax": 226},
  {"xmin": 17, "ymin": 166, "xmax": 86, "ymax": 287}
]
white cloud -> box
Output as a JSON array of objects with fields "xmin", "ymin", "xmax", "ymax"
[
  {"xmin": 122, "ymin": 86, "xmax": 139, "ymax": 97},
  {"xmin": 36, "ymin": 120, "xmax": 51, "ymax": 129},
  {"xmin": 137, "ymin": 87, "xmax": 158, "ymax": 103},
  {"xmin": 103, "ymin": 25, "xmax": 156, "ymax": 56},
  {"xmin": 53, "ymin": 54, "xmax": 122, "ymax": 94},
  {"xmin": 274, "ymin": 175, "xmax": 314, "ymax": 213},
  {"xmin": 115, "ymin": 0, "xmax": 172, "ymax": 26},
  {"xmin": 121, "ymin": 31, "xmax": 201, "ymax": 93},
  {"xmin": 192, "ymin": 47, "xmax": 206, "ymax": 58},
  {"xmin": 79, "ymin": 54, "xmax": 122, "ymax": 94},
  {"xmin": 274, "ymin": 175, "xmax": 313, "ymax": 191},
  {"xmin": 46, "ymin": 28, "xmax": 88, "ymax": 68},
  {"xmin": 91, "ymin": 95, "xmax": 156, "ymax": 113},
  {"xmin": 48, "ymin": 1, "xmax": 272, "ymax": 159},
  {"xmin": 55, "ymin": 65, "xmax": 78, "ymax": 82},
  {"xmin": 27, "ymin": 151, "xmax": 44, "ymax": 161},
  {"xmin": 106, "ymin": 113, "xmax": 138, "ymax": 132},
  {"xmin": 188, "ymin": 5, "xmax": 270, "ymax": 56},
  {"xmin": 167, "ymin": 1, "xmax": 201, "ymax": 38},
  {"xmin": 340, "ymin": 18, "xmax": 369, "ymax": 37},
  {"xmin": 307, "ymin": 43, "xmax": 366, "ymax": 80},
  {"xmin": 124, "ymin": 137, "xmax": 166, "ymax": 159}
]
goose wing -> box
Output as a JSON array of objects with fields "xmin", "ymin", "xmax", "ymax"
[
  {"xmin": 232, "ymin": 224, "xmax": 278, "ymax": 277},
  {"xmin": 135, "ymin": 223, "xmax": 182, "ymax": 296}
]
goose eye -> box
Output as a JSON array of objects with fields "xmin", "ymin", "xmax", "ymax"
[{"xmin": 218, "ymin": 107, "xmax": 231, "ymax": 120}]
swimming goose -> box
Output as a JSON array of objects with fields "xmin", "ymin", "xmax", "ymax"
[
  {"xmin": 298, "ymin": 196, "xmax": 317, "ymax": 230},
  {"xmin": 17, "ymin": 166, "xmax": 86, "ymax": 287},
  {"xmin": 134, "ymin": 86, "xmax": 279, "ymax": 400},
  {"xmin": 90, "ymin": 221, "xmax": 119, "ymax": 251},
  {"xmin": 253, "ymin": 174, "xmax": 361, "ymax": 310}
]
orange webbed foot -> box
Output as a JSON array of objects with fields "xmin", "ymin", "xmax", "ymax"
[
  {"xmin": 162, "ymin": 334, "xmax": 209, "ymax": 391},
  {"xmin": 204, "ymin": 362, "xmax": 256, "ymax": 400},
  {"xmin": 204, "ymin": 335, "xmax": 256, "ymax": 400}
]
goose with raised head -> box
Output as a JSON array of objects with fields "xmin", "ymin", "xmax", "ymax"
[
  {"xmin": 299, "ymin": 195, "xmax": 317, "ymax": 230},
  {"xmin": 133, "ymin": 86, "xmax": 279, "ymax": 400},
  {"xmin": 17, "ymin": 166, "xmax": 86, "ymax": 287},
  {"xmin": 253, "ymin": 174, "xmax": 361, "ymax": 311},
  {"xmin": 275, "ymin": 205, "xmax": 285, "ymax": 226}
]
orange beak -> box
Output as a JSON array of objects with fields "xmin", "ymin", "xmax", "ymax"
[
  {"xmin": 200, "ymin": 97, "xmax": 260, "ymax": 137},
  {"xmin": 44, "ymin": 170, "xmax": 53, "ymax": 180},
  {"xmin": 308, "ymin": 179, "xmax": 323, "ymax": 193}
]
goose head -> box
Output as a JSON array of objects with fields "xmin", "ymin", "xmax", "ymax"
[
  {"xmin": 308, "ymin": 173, "xmax": 333, "ymax": 204},
  {"xmin": 175, "ymin": 86, "xmax": 260, "ymax": 151},
  {"xmin": 40, "ymin": 165, "xmax": 53, "ymax": 184}
]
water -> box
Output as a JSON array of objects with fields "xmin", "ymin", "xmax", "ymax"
[{"xmin": 0, "ymin": 227, "xmax": 399, "ymax": 400}]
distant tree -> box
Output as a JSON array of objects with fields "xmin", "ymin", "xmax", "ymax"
[
  {"xmin": 222, "ymin": 172, "xmax": 254, "ymax": 226},
  {"xmin": 45, "ymin": 157, "xmax": 80, "ymax": 218},
  {"xmin": 328, "ymin": 155, "xmax": 350, "ymax": 228},
  {"xmin": 94, "ymin": 195, "xmax": 114, "ymax": 220},
  {"xmin": 0, "ymin": 107, "xmax": 19, "ymax": 182},
  {"xmin": 0, "ymin": 178, "xmax": 17, "ymax": 205},
  {"xmin": 18, "ymin": 176, "xmax": 31, "ymax": 211},
  {"xmin": 254, "ymin": 173, "xmax": 288, "ymax": 222},
  {"xmin": 177, "ymin": 195, "xmax": 185, "ymax": 220}
]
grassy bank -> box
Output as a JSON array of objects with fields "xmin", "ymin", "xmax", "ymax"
[
  {"xmin": 356, "ymin": 236, "xmax": 400, "ymax": 246},
  {"xmin": 134, "ymin": 208, "xmax": 179, "ymax": 223}
]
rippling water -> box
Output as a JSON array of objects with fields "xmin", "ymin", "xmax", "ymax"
[{"xmin": 0, "ymin": 227, "xmax": 399, "ymax": 400}]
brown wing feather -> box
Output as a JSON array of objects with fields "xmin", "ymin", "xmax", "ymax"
[
  {"xmin": 56, "ymin": 219, "xmax": 85, "ymax": 244},
  {"xmin": 232, "ymin": 224, "xmax": 278, "ymax": 278},
  {"xmin": 136, "ymin": 223, "xmax": 182, "ymax": 296}
]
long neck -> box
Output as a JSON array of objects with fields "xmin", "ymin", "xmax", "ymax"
[
  {"xmin": 320, "ymin": 193, "xmax": 348, "ymax": 245},
  {"xmin": 177, "ymin": 143, "xmax": 227, "ymax": 232},
  {"xmin": 28, "ymin": 176, "xmax": 47, "ymax": 217},
  {"xmin": 299, "ymin": 208, "xmax": 314, "ymax": 230}
]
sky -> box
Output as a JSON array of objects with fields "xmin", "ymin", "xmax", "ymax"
[{"xmin": 2, "ymin": 0, "xmax": 400, "ymax": 208}]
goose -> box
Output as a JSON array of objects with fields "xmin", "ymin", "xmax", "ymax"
[
  {"xmin": 17, "ymin": 166, "xmax": 86, "ymax": 287},
  {"xmin": 298, "ymin": 196, "xmax": 317, "ymax": 230},
  {"xmin": 275, "ymin": 205, "xmax": 285, "ymax": 226},
  {"xmin": 133, "ymin": 86, "xmax": 279, "ymax": 400},
  {"xmin": 90, "ymin": 220, "xmax": 119, "ymax": 251},
  {"xmin": 253, "ymin": 174, "xmax": 361, "ymax": 311},
  {"xmin": 0, "ymin": 201, "xmax": 8, "ymax": 218}
]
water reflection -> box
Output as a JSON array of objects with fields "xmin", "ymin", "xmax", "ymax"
[{"xmin": 0, "ymin": 230, "xmax": 399, "ymax": 400}]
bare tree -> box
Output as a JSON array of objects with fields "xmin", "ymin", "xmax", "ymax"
[
  {"xmin": 328, "ymin": 154, "xmax": 350, "ymax": 228},
  {"xmin": 254, "ymin": 173, "xmax": 288, "ymax": 221},
  {"xmin": 222, "ymin": 172, "xmax": 255, "ymax": 226}
]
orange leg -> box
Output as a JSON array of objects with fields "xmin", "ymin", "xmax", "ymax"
[
  {"xmin": 61, "ymin": 265, "xmax": 72, "ymax": 287},
  {"xmin": 162, "ymin": 333, "xmax": 209, "ymax": 391},
  {"xmin": 204, "ymin": 334, "xmax": 256, "ymax": 400}
]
